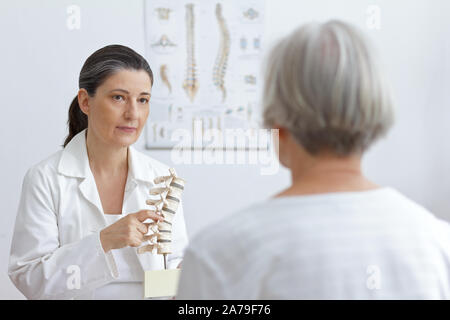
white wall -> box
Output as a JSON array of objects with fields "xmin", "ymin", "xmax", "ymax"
[{"xmin": 0, "ymin": 0, "xmax": 449, "ymax": 299}]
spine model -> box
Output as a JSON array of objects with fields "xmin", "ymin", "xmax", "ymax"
[
  {"xmin": 137, "ymin": 168, "xmax": 185, "ymax": 269},
  {"xmin": 182, "ymin": 3, "xmax": 199, "ymax": 102},
  {"xmin": 213, "ymin": 3, "xmax": 230, "ymax": 102}
]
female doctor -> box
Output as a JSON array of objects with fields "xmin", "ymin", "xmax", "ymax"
[{"xmin": 8, "ymin": 45, "xmax": 188, "ymax": 299}]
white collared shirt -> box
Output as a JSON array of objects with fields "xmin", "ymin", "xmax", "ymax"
[{"xmin": 8, "ymin": 129, "xmax": 188, "ymax": 299}]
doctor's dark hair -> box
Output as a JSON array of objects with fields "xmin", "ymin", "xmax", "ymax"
[{"xmin": 62, "ymin": 44, "xmax": 154, "ymax": 148}]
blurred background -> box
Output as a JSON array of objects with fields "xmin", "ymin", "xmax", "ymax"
[{"xmin": 0, "ymin": 0, "xmax": 449, "ymax": 299}]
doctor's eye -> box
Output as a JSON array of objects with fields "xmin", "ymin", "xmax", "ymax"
[
  {"xmin": 139, "ymin": 97, "xmax": 149, "ymax": 104},
  {"xmin": 112, "ymin": 95, "xmax": 125, "ymax": 102}
]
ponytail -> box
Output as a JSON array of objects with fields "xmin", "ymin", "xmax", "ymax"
[{"xmin": 62, "ymin": 96, "xmax": 88, "ymax": 148}]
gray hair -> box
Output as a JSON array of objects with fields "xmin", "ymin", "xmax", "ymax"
[{"xmin": 263, "ymin": 20, "xmax": 394, "ymax": 156}]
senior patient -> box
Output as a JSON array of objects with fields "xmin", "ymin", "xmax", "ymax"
[{"xmin": 177, "ymin": 20, "xmax": 450, "ymax": 299}]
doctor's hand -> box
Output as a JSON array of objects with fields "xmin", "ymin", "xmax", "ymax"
[{"xmin": 100, "ymin": 210, "xmax": 164, "ymax": 253}]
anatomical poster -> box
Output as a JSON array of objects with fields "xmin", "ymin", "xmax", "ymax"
[{"xmin": 144, "ymin": 0, "xmax": 265, "ymax": 149}]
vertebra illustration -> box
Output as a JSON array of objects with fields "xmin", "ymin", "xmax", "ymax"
[
  {"xmin": 213, "ymin": 3, "xmax": 230, "ymax": 102},
  {"xmin": 182, "ymin": 3, "xmax": 199, "ymax": 102}
]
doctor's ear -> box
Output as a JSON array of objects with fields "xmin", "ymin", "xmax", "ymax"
[{"xmin": 77, "ymin": 88, "xmax": 90, "ymax": 116}]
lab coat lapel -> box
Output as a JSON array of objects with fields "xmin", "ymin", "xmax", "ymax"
[
  {"xmin": 121, "ymin": 145, "xmax": 155, "ymax": 212},
  {"xmin": 128, "ymin": 144, "xmax": 155, "ymax": 184},
  {"xmin": 79, "ymin": 170, "xmax": 105, "ymax": 217},
  {"xmin": 58, "ymin": 129, "xmax": 106, "ymax": 222},
  {"xmin": 58, "ymin": 129, "xmax": 155, "ymax": 217},
  {"xmin": 59, "ymin": 129, "xmax": 166, "ymax": 271}
]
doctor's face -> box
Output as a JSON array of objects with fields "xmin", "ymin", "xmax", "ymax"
[{"xmin": 79, "ymin": 69, "xmax": 152, "ymax": 148}]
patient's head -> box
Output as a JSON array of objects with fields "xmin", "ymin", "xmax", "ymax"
[{"xmin": 263, "ymin": 20, "xmax": 394, "ymax": 168}]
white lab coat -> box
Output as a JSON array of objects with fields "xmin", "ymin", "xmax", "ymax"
[{"xmin": 8, "ymin": 129, "xmax": 189, "ymax": 299}]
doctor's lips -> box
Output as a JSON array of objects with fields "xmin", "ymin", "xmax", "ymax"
[{"xmin": 117, "ymin": 126, "xmax": 137, "ymax": 133}]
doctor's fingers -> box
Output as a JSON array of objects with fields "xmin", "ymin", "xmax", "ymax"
[
  {"xmin": 134, "ymin": 209, "xmax": 164, "ymax": 223},
  {"xmin": 136, "ymin": 222, "xmax": 150, "ymax": 234},
  {"xmin": 128, "ymin": 234, "xmax": 145, "ymax": 247},
  {"xmin": 139, "ymin": 222, "xmax": 164, "ymax": 236},
  {"xmin": 137, "ymin": 221, "xmax": 163, "ymax": 235}
]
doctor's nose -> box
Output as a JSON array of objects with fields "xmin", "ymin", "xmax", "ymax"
[{"xmin": 124, "ymin": 100, "xmax": 139, "ymax": 120}]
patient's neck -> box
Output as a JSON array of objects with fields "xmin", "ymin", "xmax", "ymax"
[{"xmin": 276, "ymin": 151, "xmax": 379, "ymax": 197}]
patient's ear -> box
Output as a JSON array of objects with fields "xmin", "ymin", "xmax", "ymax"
[
  {"xmin": 278, "ymin": 127, "xmax": 289, "ymax": 141},
  {"xmin": 271, "ymin": 125, "xmax": 291, "ymax": 168}
]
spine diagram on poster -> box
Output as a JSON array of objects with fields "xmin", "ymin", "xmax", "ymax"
[
  {"xmin": 243, "ymin": 8, "xmax": 259, "ymax": 20},
  {"xmin": 213, "ymin": 3, "xmax": 230, "ymax": 102},
  {"xmin": 155, "ymin": 7, "xmax": 171, "ymax": 20},
  {"xmin": 137, "ymin": 168, "xmax": 186, "ymax": 269},
  {"xmin": 152, "ymin": 34, "xmax": 177, "ymax": 48},
  {"xmin": 144, "ymin": 1, "xmax": 265, "ymax": 150},
  {"xmin": 160, "ymin": 64, "xmax": 172, "ymax": 94},
  {"xmin": 182, "ymin": 3, "xmax": 199, "ymax": 103}
]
